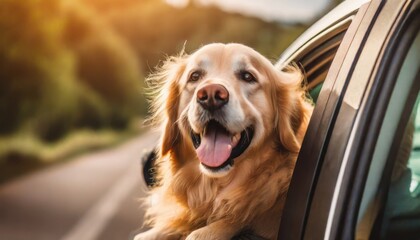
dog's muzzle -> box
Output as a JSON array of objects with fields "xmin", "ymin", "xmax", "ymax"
[{"xmin": 190, "ymin": 120, "xmax": 254, "ymax": 172}]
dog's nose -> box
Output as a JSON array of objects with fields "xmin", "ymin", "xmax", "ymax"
[{"xmin": 196, "ymin": 84, "xmax": 229, "ymax": 111}]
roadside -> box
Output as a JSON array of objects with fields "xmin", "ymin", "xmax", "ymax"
[{"xmin": 0, "ymin": 119, "xmax": 144, "ymax": 185}]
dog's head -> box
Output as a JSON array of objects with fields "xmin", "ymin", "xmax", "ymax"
[{"xmin": 148, "ymin": 43, "xmax": 311, "ymax": 178}]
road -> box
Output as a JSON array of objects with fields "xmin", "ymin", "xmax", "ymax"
[{"xmin": 0, "ymin": 131, "xmax": 158, "ymax": 240}]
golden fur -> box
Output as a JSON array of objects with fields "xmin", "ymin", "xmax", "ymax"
[{"xmin": 135, "ymin": 43, "xmax": 313, "ymax": 240}]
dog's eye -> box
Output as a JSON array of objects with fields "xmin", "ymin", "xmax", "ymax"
[
  {"xmin": 238, "ymin": 71, "xmax": 257, "ymax": 83},
  {"xmin": 189, "ymin": 71, "xmax": 203, "ymax": 82}
]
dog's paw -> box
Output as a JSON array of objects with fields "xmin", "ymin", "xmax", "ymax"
[
  {"xmin": 133, "ymin": 229, "xmax": 181, "ymax": 240},
  {"xmin": 185, "ymin": 229, "xmax": 207, "ymax": 240},
  {"xmin": 186, "ymin": 228, "xmax": 229, "ymax": 240},
  {"xmin": 133, "ymin": 230, "xmax": 156, "ymax": 240}
]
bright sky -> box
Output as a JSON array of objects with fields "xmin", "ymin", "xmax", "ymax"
[{"xmin": 165, "ymin": 0, "xmax": 332, "ymax": 23}]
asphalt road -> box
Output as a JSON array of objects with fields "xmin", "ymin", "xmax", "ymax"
[{"xmin": 0, "ymin": 131, "xmax": 158, "ymax": 240}]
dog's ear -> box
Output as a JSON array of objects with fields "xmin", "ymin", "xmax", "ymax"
[
  {"xmin": 147, "ymin": 53, "xmax": 187, "ymax": 156},
  {"xmin": 272, "ymin": 65, "xmax": 312, "ymax": 153},
  {"xmin": 160, "ymin": 79, "xmax": 182, "ymax": 156}
]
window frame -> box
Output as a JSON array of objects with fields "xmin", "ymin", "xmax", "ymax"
[{"xmin": 277, "ymin": 0, "xmax": 375, "ymax": 239}]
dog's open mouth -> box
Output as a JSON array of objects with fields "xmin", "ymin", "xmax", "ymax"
[{"xmin": 190, "ymin": 120, "xmax": 253, "ymax": 172}]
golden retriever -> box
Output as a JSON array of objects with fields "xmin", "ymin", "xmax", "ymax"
[{"xmin": 135, "ymin": 43, "xmax": 313, "ymax": 240}]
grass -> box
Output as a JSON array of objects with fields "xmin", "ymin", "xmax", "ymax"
[{"xmin": 0, "ymin": 118, "xmax": 145, "ymax": 185}]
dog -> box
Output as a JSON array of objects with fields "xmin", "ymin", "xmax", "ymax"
[{"xmin": 135, "ymin": 43, "xmax": 313, "ymax": 240}]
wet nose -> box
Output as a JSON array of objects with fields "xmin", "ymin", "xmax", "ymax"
[{"xmin": 196, "ymin": 84, "xmax": 229, "ymax": 111}]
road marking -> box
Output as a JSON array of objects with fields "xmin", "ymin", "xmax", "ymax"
[{"xmin": 60, "ymin": 165, "xmax": 140, "ymax": 240}]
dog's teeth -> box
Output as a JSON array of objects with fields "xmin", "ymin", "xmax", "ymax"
[{"xmin": 232, "ymin": 133, "xmax": 240, "ymax": 147}]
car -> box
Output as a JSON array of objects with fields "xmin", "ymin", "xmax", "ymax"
[
  {"xmin": 277, "ymin": 0, "xmax": 420, "ymax": 239},
  {"xmin": 142, "ymin": 0, "xmax": 420, "ymax": 239}
]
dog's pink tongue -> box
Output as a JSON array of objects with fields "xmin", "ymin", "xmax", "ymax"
[{"xmin": 196, "ymin": 127, "xmax": 232, "ymax": 167}]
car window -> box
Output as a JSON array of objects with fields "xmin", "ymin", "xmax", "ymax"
[
  {"xmin": 304, "ymin": 22, "xmax": 350, "ymax": 103},
  {"xmin": 277, "ymin": 14, "xmax": 354, "ymax": 103},
  {"xmin": 356, "ymin": 30, "xmax": 420, "ymax": 239},
  {"xmin": 409, "ymin": 99, "xmax": 420, "ymax": 197},
  {"xmin": 303, "ymin": 20, "xmax": 351, "ymax": 103}
]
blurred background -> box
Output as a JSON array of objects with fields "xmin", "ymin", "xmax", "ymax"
[
  {"xmin": 0, "ymin": 0, "xmax": 338, "ymax": 239},
  {"xmin": 0, "ymin": 0, "xmax": 339, "ymax": 182}
]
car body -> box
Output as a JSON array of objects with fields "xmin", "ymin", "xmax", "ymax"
[
  {"xmin": 277, "ymin": 0, "xmax": 420, "ymax": 239},
  {"xmin": 142, "ymin": 0, "xmax": 420, "ymax": 238}
]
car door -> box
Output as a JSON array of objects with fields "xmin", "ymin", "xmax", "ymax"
[
  {"xmin": 278, "ymin": 0, "xmax": 420, "ymax": 239},
  {"xmin": 276, "ymin": 0, "xmax": 375, "ymax": 238}
]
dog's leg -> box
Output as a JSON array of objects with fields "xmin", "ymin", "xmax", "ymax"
[
  {"xmin": 185, "ymin": 220, "xmax": 240, "ymax": 240},
  {"xmin": 133, "ymin": 228, "xmax": 181, "ymax": 240}
]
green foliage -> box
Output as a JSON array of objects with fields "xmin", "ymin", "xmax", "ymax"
[
  {"xmin": 0, "ymin": 0, "xmax": 78, "ymax": 138},
  {"xmin": 0, "ymin": 0, "xmax": 144, "ymax": 141},
  {"xmin": 62, "ymin": 2, "xmax": 144, "ymax": 129}
]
